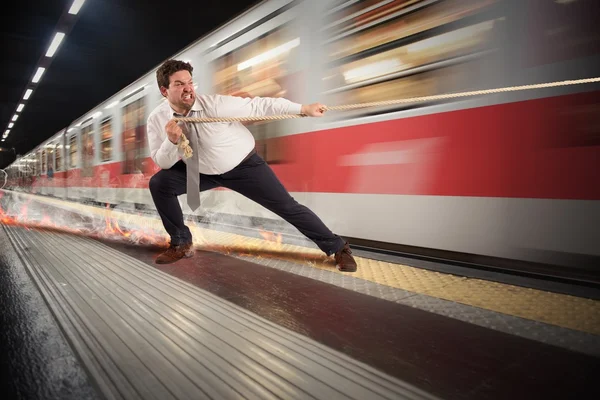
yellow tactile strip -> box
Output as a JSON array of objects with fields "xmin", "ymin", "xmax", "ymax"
[
  {"xmin": 6, "ymin": 191, "xmax": 600, "ymax": 336},
  {"xmin": 430, "ymin": 279, "xmax": 600, "ymax": 335}
]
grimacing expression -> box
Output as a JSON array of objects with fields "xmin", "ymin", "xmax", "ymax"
[{"xmin": 161, "ymin": 70, "xmax": 195, "ymax": 112}]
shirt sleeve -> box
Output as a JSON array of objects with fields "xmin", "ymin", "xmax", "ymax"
[
  {"xmin": 147, "ymin": 113, "xmax": 181, "ymax": 169},
  {"xmin": 211, "ymin": 95, "xmax": 302, "ymax": 118}
]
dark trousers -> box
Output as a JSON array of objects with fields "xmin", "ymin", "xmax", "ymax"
[{"xmin": 149, "ymin": 153, "xmax": 346, "ymax": 256}]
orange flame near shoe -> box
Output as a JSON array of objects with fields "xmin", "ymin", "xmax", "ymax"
[
  {"xmin": 259, "ymin": 229, "xmax": 282, "ymax": 246},
  {"xmin": 101, "ymin": 203, "xmax": 169, "ymax": 246}
]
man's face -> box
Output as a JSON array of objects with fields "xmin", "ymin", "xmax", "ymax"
[{"xmin": 160, "ymin": 70, "xmax": 195, "ymax": 112}]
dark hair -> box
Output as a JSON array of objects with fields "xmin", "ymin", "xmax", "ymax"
[{"xmin": 156, "ymin": 59, "xmax": 193, "ymax": 90}]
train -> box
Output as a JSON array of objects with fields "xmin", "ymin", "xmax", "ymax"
[{"xmin": 3, "ymin": 0, "xmax": 600, "ymax": 282}]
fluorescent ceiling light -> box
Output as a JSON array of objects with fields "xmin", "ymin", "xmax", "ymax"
[
  {"xmin": 68, "ymin": 0, "xmax": 86, "ymax": 15},
  {"xmin": 104, "ymin": 101, "xmax": 118, "ymax": 109},
  {"xmin": 24, "ymin": 89, "xmax": 33, "ymax": 99},
  {"xmin": 8, "ymin": 123, "xmax": 14, "ymax": 128},
  {"xmin": 16, "ymin": 104, "xmax": 24, "ymax": 112},
  {"xmin": 32, "ymin": 67, "xmax": 46, "ymax": 83},
  {"xmin": 46, "ymin": 32, "xmax": 66, "ymax": 57},
  {"xmin": 11, "ymin": 115, "xmax": 18, "ymax": 122},
  {"xmin": 4, "ymin": 130, "xmax": 9, "ymax": 135}
]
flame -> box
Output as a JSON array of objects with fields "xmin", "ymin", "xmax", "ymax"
[
  {"xmin": 1, "ymin": 195, "xmax": 335, "ymax": 269},
  {"xmin": 0, "ymin": 197, "xmax": 169, "ymax": 248},
  {"xmin": 0, "ymin": 196, "xmax": 33, "ymax": 226},
  {"xmin": 40, "ymin": 215, "xmax": 53, "ymax": 226},
  {"xmin": 0, "ymin": 203, "xmax": 17, "ymax": 225},
  {"xmin": 259, "ymin": 229, "xmax": 282, "ymax": 246},
  {"xmin": 100, "ymin": 204, "xmax": 169, "ymax": 246}
]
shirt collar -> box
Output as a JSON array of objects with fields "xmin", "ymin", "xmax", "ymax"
[{"xmin": 169, "ymin": 98, "xmax": 203, "ymax": 117}]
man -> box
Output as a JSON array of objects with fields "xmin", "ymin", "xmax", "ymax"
[{"xmin": 147, "ymin": 59, "xmax": 357, "ymax": 272}]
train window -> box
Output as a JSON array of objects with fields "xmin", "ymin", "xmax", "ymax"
[
  {"xmin": 212, "ymin": 26, "xmax": 300, "ymax": 99},
  {"xmin": 212, "ymin": 26, "xmax": 301, "ymax": 163},
  {"xmin": 326, "ymin": 0, "xmax": 496, "ymax": 60},
  {"xmin": 69, "ymin": 135, "xmax": 78, "ymax": 169},
  {"xmin": 100, "ymin": 117, "xmax": 113, "ymax": 162},
  {"xmin": 81, "ymin": 124, "xmax": 95, "ymax": 177},
  {"xmin": 323, "ymin": 0, "xmax": 501, "ymax": 111},
  {"xmin": 122, "ymin": 98, "xmax": 147, "ymax": 174},
  {"xmin": 55, "ymin": 143, "xmax": 62, "ymax": 172}
]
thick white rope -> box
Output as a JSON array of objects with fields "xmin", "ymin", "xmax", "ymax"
[{"xmin": 174, "ymin": 76, "xmax": 600, "ymax": 158}]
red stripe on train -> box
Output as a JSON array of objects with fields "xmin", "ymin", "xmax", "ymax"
[
  {"xmin": 28, "ymin": 91, "xmax": 600, "ymax": 200},
  {"xmin": 276, "ymin": 91, "xmax": 600, "ymax": 199}
]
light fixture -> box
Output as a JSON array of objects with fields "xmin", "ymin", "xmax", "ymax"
[
  {"xmin": 46, "ymin": 32, "xmax": 66, "ymax": 58},
  {"xmin": 32, "ymin": 67, "xmax": 46, "ymax": 83},
  {"xmin": 68, "ymin": 0, "xmax": 86, "ymax": 15}
]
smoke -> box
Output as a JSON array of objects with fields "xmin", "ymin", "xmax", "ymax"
[
  {"xmin": 0, "ymin": 170, "xmax": 6, "ymax": 190},
  {"xmin": 193, "ymin": 189, "xmax": 317, "ymax": 249},
  {"xmin": 1, "ymin": 170, "xmax": 320, "ymax": 258},
  {"xmin": 105, "ymin": 203, "xmax": 169, "ymax": 246},
  {"xmin": 0, "ymin": 190, "xmax": 168, "ymax": 247}
]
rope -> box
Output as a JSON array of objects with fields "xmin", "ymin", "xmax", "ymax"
[{"xmin": 173, "ymin": 76, "xmax": 600, "ymax": 158}]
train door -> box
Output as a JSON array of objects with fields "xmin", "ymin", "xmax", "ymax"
[
  {"xmin": 67, "ymin": 130, "xmax": 79, "ymax": 200},
  {"xmin": 54, "ymin": 133, "xmax": 66, "ymax": 199},
  {"xmin": 121, "ymin": 97, "xmax": 148, "ymax": 176},
  {"xmin": 200, "ymin": 0, "xmax": 310, "ymax": 218},
  {"xmin": 121, "ymin": 94, "xmax": 149, "ymax": 205},
  {"xmin": 80, "ymin": 122, "xmax": 96, "ymax": 202},
  {"xmin": 46, "ymin": 144, "xmax": 54, "ymax": 196},
  {"xmin": 97, "ymin": 116, "xmax": 116, "ymax": 204}
]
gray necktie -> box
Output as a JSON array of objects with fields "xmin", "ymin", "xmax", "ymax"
[{"xmin": 183, "ymin": 119, "xmax": 201, "ymax": 211}]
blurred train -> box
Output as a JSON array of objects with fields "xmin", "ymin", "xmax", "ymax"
[{"xmin": 4, "ymin": 0, "xmax": 600, "ymax": 282}]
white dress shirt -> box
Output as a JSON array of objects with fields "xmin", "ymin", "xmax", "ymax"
[{"xmin": 147, "ymin": 94, "xmax": 302, "ymax": 175}]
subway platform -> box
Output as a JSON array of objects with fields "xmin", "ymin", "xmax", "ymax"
[{"xmin": 1, "ymin": 190, "xmax": 599, "ymax": 400}]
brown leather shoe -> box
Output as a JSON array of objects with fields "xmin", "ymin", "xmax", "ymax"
[
  {"xmin": 334, "ymin": 242, "xmax": 357, "ymax": 272},
  {"xmin": 155, "ymin": 242, "xmax": 195, "ymax": 264}
]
